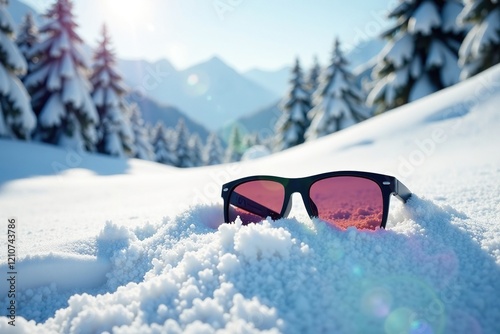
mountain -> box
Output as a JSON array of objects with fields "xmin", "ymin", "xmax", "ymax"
[
  {"xmin": 127, "ymin": 92, "xmax": 210, "ymax": 141},
  {"xmin": 219, "ymin": 100, "xmax": 281, "ymax": 143},
  {"xmin": 117, "ymin": 56, "xmax": 280, "ymax": 131},
  {"xmin": 244, "ymin": 67, "xmax": 290, "ymax": 96},
  {"xmin": 8, "ymin": 0, "xmax": 37, "ymax": 24}
]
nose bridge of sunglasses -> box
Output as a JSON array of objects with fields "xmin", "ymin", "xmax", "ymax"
[
  {"xmin": 280, "ymin": 178, "xmax": 315, "ymax": 219},
  {"xmin": 281, "ymin": 192, "xmax": 315, "ymax": 221}
]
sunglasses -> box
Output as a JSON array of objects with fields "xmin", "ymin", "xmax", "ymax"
[{"xmin": 221, "ymin": 171, "xmax": 412, "ymax": 230}]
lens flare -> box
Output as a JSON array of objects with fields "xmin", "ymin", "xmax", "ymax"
[
  {"xmin": 187, "ymin": 74, "xmax": 199, "ymax": 86},
  {"xmin": 361, "ymin": 287, "xmax": 392, "ymax": 318},
  {"xmin": 183, "ymin": 72, "xmax": 210, "ymax": 97}
]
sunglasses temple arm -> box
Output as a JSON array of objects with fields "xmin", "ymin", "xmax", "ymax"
[
  {"xmin": 229, "ymin": 192, "xmax": 281, "ymax": 219},
  {"xmin": 394, "ymin": 179, "xmax": 412, "ymax": 203}
]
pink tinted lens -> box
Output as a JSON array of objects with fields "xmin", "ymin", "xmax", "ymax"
[
  {"xmin": 228, "ymin": 180, "xmax": 285, "ymax": 224},
  {"xmin": 309, "ymin": 176, "xmax": 383, "ymax": 230}
]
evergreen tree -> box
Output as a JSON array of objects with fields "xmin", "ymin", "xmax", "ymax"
[
  {"xmin": 225, "ymin": 125, "xmax": 245, "ymax": 162},
  {"xmin": 24, "ymin": 0, "xmax": 98, "ymax": 151},
  {"xmin": 243, "ymin": 132, "xmax": 260, "ymax": 149},
  {"xmin": 173, "ymin": 118, "xmax": 192, "ymax": 168},
  {"xmin": 307, "ymin": 56, "xmax": 321, "ymax": 95},
  {"xmin": 153, "ymin": 122, "xmax": 176, "ymax": 165},
  {"xmin": 275, "ymin": 58, "xmax": 311, "ymax": 150},
  {"xmin": 16, "ymin": 13, "xmax": 38, "ymax": 80},
  {"xmin": 0, "ymin": 0, "xmax": 36, "ymax": 139},
  {"xmin": 91, "ymin": 25, "xmax": 134, "ymax": 157},
  {"xmin": 459, "ymin": 0, "xmax": 500, "ymax": 79},
  {"xmin": 129, "ymin": 103, "xmax": 154, "ymax": 160},
  {"xmin": 306, "ymin": 39, "xmax": 369, "ymax": 140},
  {"xmin": 187, "ymin": 133, "xmax": 203, "ymax": 167},
  {"xmin": 203, "ymin": 132, "xmax": 224, "ymax": 165},
  {"xmin": 368, "ymin": 0, "xmax": 465, "ymax": 112}
]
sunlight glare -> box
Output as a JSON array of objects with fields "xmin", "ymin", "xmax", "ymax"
[{"xmin": 102, "ymin": 0, "xmax": 150, "ymax": 28}]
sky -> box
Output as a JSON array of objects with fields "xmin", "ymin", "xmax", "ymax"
[{"xmin": 21, "ymin": 0, "xmax": 395, "ymax": 72}]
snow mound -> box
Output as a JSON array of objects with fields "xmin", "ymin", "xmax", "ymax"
[{"xmin": 2, "ymin": 198, "xmax": 500, "ymax": 333}]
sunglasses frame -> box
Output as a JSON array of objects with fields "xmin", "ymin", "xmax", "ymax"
[{"xmin": 221, "ymin": 171, "xmax": 412, "ymax": 229}]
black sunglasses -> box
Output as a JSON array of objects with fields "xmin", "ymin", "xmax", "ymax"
[{"xmin": 221, "ymin": 171, "xmax": 412, "ymax": 230}]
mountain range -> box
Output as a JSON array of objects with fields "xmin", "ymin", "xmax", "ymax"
[
  {"xmin": 116, "ymin": 56, "xmax": 281, "ymax": 131},
  {"xmin": 12, "ymin": 0, "xmax": 382, "ymax": 142}
]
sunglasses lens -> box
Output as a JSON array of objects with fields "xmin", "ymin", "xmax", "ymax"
[
  {"xmin": 310, "ymin": 176, "xmax": 383, "ymax": 230},
  {"xmin": 228, "ymin": 180, "xmax": 285, "ymax": 224}
]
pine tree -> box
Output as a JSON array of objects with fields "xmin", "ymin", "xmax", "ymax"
[
  {"xmin": 225, "ymin": 125, "xmax": 245, "ymax": 162},
  {"xmin": 173, "ymin": 118, "xmax": 192, "ymax": 168},
  {"xmin": 0, "ymin": 0, "xmax": 36, "ymax": 139},
  {"xmin": 153, "ymin": 122, "xmax": 177, "ymax": 165},
  {"xmin": 203, "ymin": 132, "xmax": 224, "ymax": 165},
  {"xmin": 368, "ymin": 0, "xmax": 465, "ymax": 112},
  {"xmin": 129, "ymin": 103, "xmax": 154, "ymax": 160},
  {"xmin": 91, "ymin": 25, "xmax": 134, "ymax": 157},
  {"xmin": 24, "ymin": 0, "xmax": 98, "ymax": 151},
  {"xmin": 306, "ymin": 39, "xmax": 369, "ymax": 140},
  {"xmin": 187, "ymin": 133, "xmax": 203, "ymax": 167},
  {"xmin": 16, "ymin": 13, "xmax": 38, "ymax": 80},
  {"xmin": 459, "ymin": 0, "xmax": 500, "ymax": 79},
  {"xmin": 275, "ymin": 58, "xmax": 311, "ymax": 150},
  {"xmin": 307, "ymin": 56, "xmax": 321, "ymax": 95}
]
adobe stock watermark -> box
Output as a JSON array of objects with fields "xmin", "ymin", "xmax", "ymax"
[
  {"xmin": 179, "ymin": 162, "xmax": 244, "ymax": 210},
  {"xmin": 51, "ymin": 149, "xmax": 85, "ymax": 176},
  {"xmin": 344, "ymin": 0, "xmax": 398, "ymax": 54},
  {"xmin": 213, "ymin": 0, "xmax": 244, "ymax": 21},
  {"xmin": 132, "ymin": 62, "xmax": 171, "ymax": 100},
  {"xmin": 398, "ymin": 128, "xmax": 447, "ymax": 177}
]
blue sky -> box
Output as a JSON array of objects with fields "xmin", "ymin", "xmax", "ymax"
[{"xmin": 22, "ymin": 0, "xmax": 394, "ymax": 72}]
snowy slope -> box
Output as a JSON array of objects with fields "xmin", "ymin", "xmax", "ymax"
[{"xmin": 1, "ymin": 65, "xmax": 500, "ymax": 332}]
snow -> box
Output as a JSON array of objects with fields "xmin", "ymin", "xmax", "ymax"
[
  {"xmin": 382, "ymin": 34, "xmax": 415, "ymax": 68},
  {"xmin": 1, "ymin": 64, "xmax": 500, "ymax": 332},
  {"xmin": 408, "ymin": 1, "xmax": 441, "ymax": 35},
  {"xmin": 0, "ymin": 33, "xmax": 27, "ymax": 74}
]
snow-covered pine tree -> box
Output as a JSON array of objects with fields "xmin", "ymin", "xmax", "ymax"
[
  {"xmin": 0, "ymin": 0, "xmax": 36, "ymax": 139},
  {"xmin": 129, "ymin": 103, "xmax": 154, "ymax": 160},
  {"xmin": 307, "ymin": 56, "xmax": 321, "ymax": 95},
  {"xmin": 368, "ymin": 0, "xmax": 465, "ymax": 112},
  {"xmin": 153, "ymin": 122, "xmax": 177, "ymax": 165},
  {"xmin": 24, "ymin": 0, "xmax": 98, "ymax": 151},
  {"xmin": 458, "ymin": 0, "xmax": 500, "ymax": 79},
  {"xmin": 173, "ymin": 118, "xmax": 192, "ymax": 168},
  {"xmin": 91, "ymin": 24, "xmax": 134, "ymax": 157},
  {"xmin": 203, "ymin": 132, "xmax": 224, "ymax": 165},
  {"xmin": 224, "ymin": 125, "xmax": 245, "ymax": 163},
  {"xmin": 187, "ymin": 133, "xmax": 203, "ymax": 167},
  {"xmin": 274, "ymin": 58, "xmax": 311, "ymax": 151},
  {"xmin": 16, "ymin": 12, "xmax": 38, "ymax": 80},
  {"xmin": 306, "ymin": 38, "xmax": 369, "ymax": 140},
  {"xmin": 243, "ymin": 132, "xmax": 260, "ymax": 149}
]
